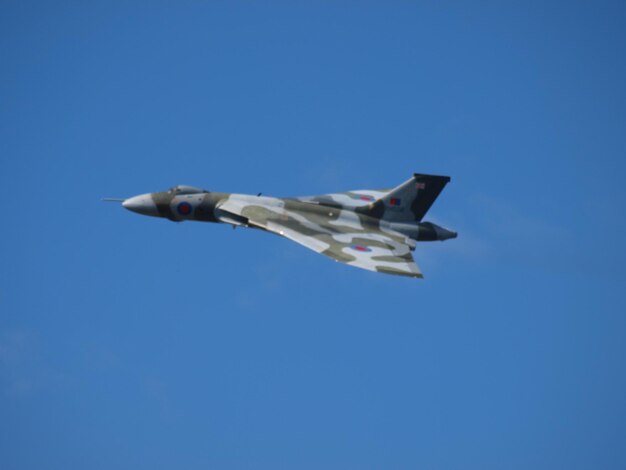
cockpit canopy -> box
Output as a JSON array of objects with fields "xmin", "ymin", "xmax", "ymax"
[{"xmin": 168, "ymin": 185, "xmax": 208, "ymax": 195}]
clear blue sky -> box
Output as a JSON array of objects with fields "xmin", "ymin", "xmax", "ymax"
[{"xmin": 2, "ymin": 2, "xmax": 626, "ymax": 469}]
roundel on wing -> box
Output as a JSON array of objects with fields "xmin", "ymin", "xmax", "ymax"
[
  {"xmin": 177, "ymin": 202, "xmax": 193, "ymax": 215},
  {"xmin": 350, "ymin": 244, "xmax": 372, "ymax": 252}
]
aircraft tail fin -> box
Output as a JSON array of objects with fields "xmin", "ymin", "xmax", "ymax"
[{"xmin": 365, "ymin": 174, "xmax": 451, "ymax": 222}]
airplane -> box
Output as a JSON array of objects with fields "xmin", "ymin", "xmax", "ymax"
[{"xmin": 105, "ymin": 173, "xmax": 456, "ymax": 278}]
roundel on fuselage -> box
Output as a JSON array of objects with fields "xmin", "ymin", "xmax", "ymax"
[{"xmin": 177, "ymin": 201, "xmax": 193, "ymax": 215}]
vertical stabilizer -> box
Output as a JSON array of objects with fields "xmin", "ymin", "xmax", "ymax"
[{"xmin": 362, "ymin": 174, "xmax": 450, "ymax": 222}]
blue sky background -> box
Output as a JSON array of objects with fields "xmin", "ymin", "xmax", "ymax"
[{"xmin": 2, "ymin": 2, "xmax": 626, "ymax": 469}]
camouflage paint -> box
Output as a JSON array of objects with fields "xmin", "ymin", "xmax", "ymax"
[{"xmin": 122, "ymin": 175, "xmax": 456, "ymax": 279}]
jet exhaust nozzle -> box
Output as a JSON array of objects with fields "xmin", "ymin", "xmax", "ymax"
[{"xmin": 417, "ymin": 222, "xmax": 458, "ymax": 241}]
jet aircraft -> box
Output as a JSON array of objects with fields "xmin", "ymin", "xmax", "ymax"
[{"xmin": 107, "ymin": 173, "xmax": 456, "ymax": 278}]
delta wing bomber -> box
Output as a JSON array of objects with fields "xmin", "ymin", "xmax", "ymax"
[{"xmin": 106, "ymin": 174, "xmax": 456, "ymax": 278}]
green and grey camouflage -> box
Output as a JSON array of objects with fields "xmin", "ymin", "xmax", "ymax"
[{"xmin": 114, "ymin": 174, "xmax": 456, "ymax": 278}]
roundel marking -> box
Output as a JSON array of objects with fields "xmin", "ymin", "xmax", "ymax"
[
  {"xmin": 358, "ymin": 195, "xmax": 375, "ymax": 201},
  {"xmin": 351, "ymin": 244, "xmax": 372, "ymax": 252},
  {"xmin": 177, "ymin": 201, "xmax": 193, "ymax": 215}
]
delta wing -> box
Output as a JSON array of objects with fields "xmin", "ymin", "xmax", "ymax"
[{"xmin": 216, "ymin": 196, "xmax": 423, "ymax": 278}]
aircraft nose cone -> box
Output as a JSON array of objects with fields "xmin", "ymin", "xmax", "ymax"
[{"xmin": 122, "ymin": 194, "xmax": 158, "ymax": 216}]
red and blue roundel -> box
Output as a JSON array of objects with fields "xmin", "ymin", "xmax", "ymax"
[
  {"xmin": 350, "ymin": 244, "xmax": 372, "ymax": 252},
  {"xmin": 177, "ymin": 202, "xmax": 193, "ymax": 215}
]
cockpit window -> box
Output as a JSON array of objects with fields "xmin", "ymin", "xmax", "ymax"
[{"xmin": 168, "ymin": 185, "xmax": 208, "ymax": 195}]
